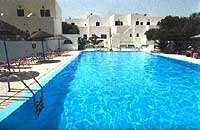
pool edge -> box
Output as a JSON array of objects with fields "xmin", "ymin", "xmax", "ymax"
[{"xmin": 148, "ymin": 52, "xmax": 200, "ymax": 65}]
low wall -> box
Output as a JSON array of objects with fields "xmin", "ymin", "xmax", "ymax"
[
  {"xmin": 0, "ymin": 38, "xmax": 78, "ymax": 60},
  {"xmin": 0, "ymin": 40, "xmax": 47, "ymax": 60},
  {"xmin": 47, "ymin": 39, "xmax": 62, "ymax": 51}
]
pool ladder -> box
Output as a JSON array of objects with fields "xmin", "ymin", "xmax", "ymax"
[{"xmin": 7, "ymin": 74, "xmax": 44, "ymax": 119}]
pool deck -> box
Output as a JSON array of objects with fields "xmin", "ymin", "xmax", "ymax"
[{"xmin": 0, "ymin": 51, "xmax": 80, "ymax": 111}]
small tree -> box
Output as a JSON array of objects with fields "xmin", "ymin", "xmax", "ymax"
[
  {"xmin": 78, "ymin": 37, "xmax": 87, "ymax": 50},
  {"xmin": 62, "ymin": 22, "xmax": 80, "ymax": 34},
  {"xmin": 88, "ymin": 35, "xmax": 103, "ymax": 46},
  {"xmin": 145, "ymin": 29, "xmax": 159, "ymax": 41},
  {"xmin": 145, "ymin": 12, "xmax": 200, "ymax": 52},
  {"xmin": 183, "ymin": 13, "xmax": 200, "ymax": 38}
]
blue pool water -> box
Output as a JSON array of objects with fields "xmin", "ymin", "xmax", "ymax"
[{"xmin": 1, "ymin": 52, "xmax": 200, "ymax": 130}]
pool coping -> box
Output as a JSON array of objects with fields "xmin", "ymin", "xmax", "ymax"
[
  {"xmin": 0, "ymin": 51, "xmax": 81, "ymax": 122},
  {"xmin": 151, "ymin": 52, "xmax": 200, "ymax": 65}
]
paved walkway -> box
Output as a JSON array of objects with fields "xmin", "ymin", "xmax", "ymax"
[{"xmin": 0, "ymin": 51, "xmax": 80, "ymax": 110}]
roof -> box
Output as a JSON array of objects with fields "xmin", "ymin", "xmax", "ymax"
[{"xmin": 29, "ymin": 31, "xmax": 54, "ymax": 40}]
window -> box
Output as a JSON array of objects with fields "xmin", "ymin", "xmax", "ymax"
[
  {"xmin": 136, "ymin": 33, "xmax": 139, "ymax": 37},
  {"xmin": 17, "ymin": 9, "xmax": 24, "ymax": 17},
  {"xmin": 130, "ymin": 34, "xmax": 132, "ymax": 37},
  {"xmin": 115, "ymin": 21, "xmax": 119, "ymax": 25},
  {"xmin": 115, "ymin": 20, "xmax": 123, "ymax": 26},
  {"xmin": 71, "ymin": 23, "xmax": 75, "ymax": 25},
  {"xmin": 96, "ymin": 22, "xmax": 100, "ymax": 26},
  {"xmin": 40, "ymin": 9, "xmax": 51, "ymax": 17},
  {"xmin": 136, "ymin": 21, "xmax": 139, "ymax": 25},
  {"xmin": 40, "ymin": 10, "xmax": 45, "ymax": 17},
  {"xmin": 83, "ymin": 34, "xmax": 87, "ymax": 39},
  {"xmin": 45, "ymin": 10, "xmax": 50, "ymax": 17},
  {"xmin": 140, "ymin": 22, "xmax": 143, "ymax": 25},
  {"xmin": 147, "ymin": 22, "xmax": 150, "ymax": 25},
  {"xmin": 64, "ymin": 39, "xmax": 72, "ymax": 44},
  {"xmin": 101, "ymin": 34, "xmax": 107, "ymax": 39},
  {"xmin": 128, "ymin": 45, "xmax": 135, "ymax": 48}
]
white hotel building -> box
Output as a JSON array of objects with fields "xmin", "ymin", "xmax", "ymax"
[
  {"xmin": 0, "ymin": 0, "xmax": 62, "ymax": 35},
  {"xmin": 65, "ymin": 13, "xmax": 163, "ymax": 48}
]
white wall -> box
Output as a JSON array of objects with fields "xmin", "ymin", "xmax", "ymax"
[
  {"xmin": 113, "ymin": 14, "xmax": 129, "ymax": 26},
  {"xmin": 0, "ymin": 0, "xmax": 62, "ymax": 35},
  {"xmin": 0, "ymin": 40, "xmax": 48, "ymax": 60},
  {"xmin": 111, "ymin": 26, "xmax": 130, "ymax": 34},
  {"xmin": 87, "ymin": 15, "xmax": 110, "ymax": 26},
  {"xmin": 89, "ymin": 26, "xmax": 110, "ymax": 37},
  {"xmin": 65, "ymin": 13, "xmax": 163, "ymax": 48},
  {"xmin": 66, "ymin": 18, "xmax": 87, "ymax": 27},
  {"xmin": 109, "ymin": 14, "xmax": 129, "ymax": 26},
  {"xmin": 78, "ymin": 27, "xmax": 88, "ymax": 36},
  {"xmin": 0, "ymin": 38, "xmax": 80, "ymax": 60},
  {"xmin": 54, "ymin": 2, "xmax": 62, "ymax": 35},
  {"xmin": 112, "ymin": 34, "xmax": 133, "ymax": 48},
  {"xmin": 63, "ymin": 34, "xmax": 81, "ymax": 51},
  {"xmin": 47, "ymin": 39, "xmax": 60, "ymax": 51},
  {"xmin": 0, "ymin": 17, "xmax": 55, "ymax": 35},
  {"xmin": 147, "ymin": 16, "xmax": 163, "ymax": 25}
]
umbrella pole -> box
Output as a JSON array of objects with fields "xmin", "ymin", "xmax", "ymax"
[
  {"xmin": 42, "ymin": 40, "xmax": 45, "ymax": 60},
  {"xmin": 3, "ymin": 39, "xmax": 11, "ymax": 73}
]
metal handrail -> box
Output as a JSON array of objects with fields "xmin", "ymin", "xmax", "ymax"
[
  {"xmin": 32, "ymin": 77, "xmax": 43, "ymax": 97},
  {"xmin": 6, "ymin": 73, "xmax": 44, "ymax": 118},
  {"xmin": 7, "ymin": 74, "xmax": 35, "ymax": 96}
]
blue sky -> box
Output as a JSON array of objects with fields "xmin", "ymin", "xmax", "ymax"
[{"xmin": 57, "ymin": 0, "xmax": 200, "ymax": 18}]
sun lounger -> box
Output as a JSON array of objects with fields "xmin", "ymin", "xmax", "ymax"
[
  {"xmin": 25, "ymin": 55, "xmax": 37, "ymax": 65},
  {"xmin": 0, "ymin": 61, "xmax": 6, "ymax": 72},
  {"xmin": 0, "ymin": 60, "xmax": 10, "ymax": 72},
  {"xmin": 7, "ymin": 58, "xmax": 31, "ymax": 72}
]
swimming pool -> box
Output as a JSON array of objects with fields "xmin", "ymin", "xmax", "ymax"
[{"xmin": 1, "ymin": 51, "xmax": 200, "ymax": 129}]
